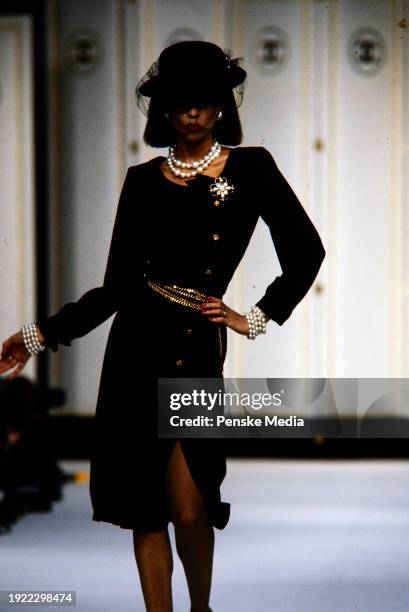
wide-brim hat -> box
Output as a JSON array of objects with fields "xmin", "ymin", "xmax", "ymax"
[{"xmin": 135, "ymin": 40, "xmax": 247, "ymax": 116}]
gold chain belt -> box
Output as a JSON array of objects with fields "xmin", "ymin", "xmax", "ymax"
[
  {"xmin": 146, "ymin": 279, "xmax": 224, "ymax": 371},
  {"xmin": 147, "ymin": 280, "xmax": 208, "ymax": 310}
]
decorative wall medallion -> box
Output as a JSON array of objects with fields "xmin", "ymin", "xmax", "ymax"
[
  {"xmin": 252, "ymin": 26, "xmax": 290, "ymax": 76},
  {"xmin": 62, "ymin": 28, "xmax": 103, "ymax": 75},
  {"xmin": 164, "ymin": 28, "xmax": 202, "ymax": 48},
  {"xmin": 347, "ymin": 27, "xmax": 387, "ymax": 77}
]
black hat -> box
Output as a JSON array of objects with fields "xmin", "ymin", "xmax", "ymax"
[{"xmin": 135, "ymin": 41, "xmax": 247, "ymax": 116}]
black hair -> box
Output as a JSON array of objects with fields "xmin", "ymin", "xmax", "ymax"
[{"xmin": 142, "ymin": 86, "xmax": 243, "ymax": 148}]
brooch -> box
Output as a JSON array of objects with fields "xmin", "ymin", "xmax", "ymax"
[{"xmin": 209, "ymin": 176, "xmax": 235, "ymax": 207}]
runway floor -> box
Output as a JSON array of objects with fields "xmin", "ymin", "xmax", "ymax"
[{"xmin": 1, "ymin": 458, "xmax": 409, "ymax": 611}]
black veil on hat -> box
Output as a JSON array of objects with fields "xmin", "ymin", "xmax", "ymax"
[{"xmin": 135, "ymin": 40, "xmax": 247, "ymax": 116}]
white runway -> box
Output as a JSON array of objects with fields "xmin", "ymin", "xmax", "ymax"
[{"xmin": 1, "ymin": 458, "xmax": 409, "ymax": 611}]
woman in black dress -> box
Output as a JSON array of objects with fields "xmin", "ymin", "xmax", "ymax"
[{"xmin": 0, "ymin": 41, "xmax": 325, "ymax": 612}]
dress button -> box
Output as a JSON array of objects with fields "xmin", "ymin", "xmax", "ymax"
[
  {"xmin": 185, "ymin": 328, "xmax": 193, "ymax": 335},
  {"xmin": 213, "ymin": 200, "xmax": 220, "ymax": 207},
  {"xmin": 205, "ymin": 268, "xmax": 212, "ymax": 276},
  {"xmin": 176, "ymin": 359, "xmax": 183, "ymax": 367},
  {"xmin": 212, "ymin": 233, "xmax": 220, "ymax": 241}
]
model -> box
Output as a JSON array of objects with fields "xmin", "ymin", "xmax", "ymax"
[{"xmin": 0, "ymin": 41, "xmax": 325, "ymax": 612}]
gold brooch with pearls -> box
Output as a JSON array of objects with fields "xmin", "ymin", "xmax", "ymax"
[{"xmin": 209, "ymin": 176, "xmax": 235, "ymax": 207}]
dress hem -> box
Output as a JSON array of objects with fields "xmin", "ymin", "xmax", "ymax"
[{"xmin": 91, "ymin": 500, "xmax": 231, "ymax": 533}]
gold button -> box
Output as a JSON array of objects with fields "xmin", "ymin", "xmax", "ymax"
[
  {"xmin": 213, "ymin": 200, "xmax": 220, "ymax": 207},
  {"xmin": 212, "ymin": 233, "xmax": 220, "ymax": 241},
  {"xmin": 205, "ymin": 268, "xmax": 212, "ymax": 275},
  {"xmin": 185, "ymin": 328, "xmax": 193, "ymax": 335},
  {"xmin": 176, "ymin": 359, "xmax": 183, "ymax": 367}
]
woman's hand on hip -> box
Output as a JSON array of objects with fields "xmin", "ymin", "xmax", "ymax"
[
  {"xmin": 201, "ymin": 296, "xmax": 249, "ymax": 336},
  {"xmin": 0, "ymin": 331, "xmax": 32, "ymax": 379}
]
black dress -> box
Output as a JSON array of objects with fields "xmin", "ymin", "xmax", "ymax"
[{"xmin": 36, "ymin": 146, "xmax": 325, "ymax": 533}]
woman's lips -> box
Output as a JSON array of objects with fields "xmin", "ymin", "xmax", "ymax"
[{"xmin": 186, "ymin": 125, "xmax": 202, "ymax": 130}]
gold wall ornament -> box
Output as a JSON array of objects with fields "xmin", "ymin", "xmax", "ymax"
[
  {"xmin": 314, "ymin": 138, "xmax": 325, "ymax": 152},
  {"xmin": 209, "ymin": 176, "xmax": 235, "ymax": 202},
  {"xmin": 128, "ymin": 139, "xmax": 139, "ymax": 153}
]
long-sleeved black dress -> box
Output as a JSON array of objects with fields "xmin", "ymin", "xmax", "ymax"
[{"xmin": 36, "ymin": 146, "xmax": 325, "ymax": 533}]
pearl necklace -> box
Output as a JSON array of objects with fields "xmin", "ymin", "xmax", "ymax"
[{"xmin": 167, "ymin": 140, "xmax": 222, "ymax": 178}]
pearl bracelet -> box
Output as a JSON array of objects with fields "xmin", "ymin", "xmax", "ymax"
[
  {"xmin": 21, "ymin": 323, "xmax": 46, "ymax": 356},
  {"xmin": 245, "ymin": 305, "xmax": 268, "ymax": 340}
]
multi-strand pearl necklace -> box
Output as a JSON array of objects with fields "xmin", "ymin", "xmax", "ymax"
[{"xmin": 167, "ymin": 140, "xmax": 222, "ymax": 178}]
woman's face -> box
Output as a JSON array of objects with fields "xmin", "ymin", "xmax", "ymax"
[{"xmin": 167, "ymin": 96, "xmax": 222, "ymax": 144}]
